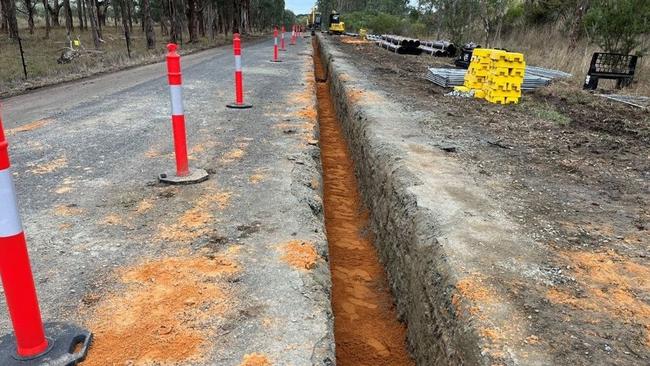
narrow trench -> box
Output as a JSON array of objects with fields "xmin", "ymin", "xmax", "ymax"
[{"xmin": 312, "ymin": 39, "xmax": 415, "ymax": 366}]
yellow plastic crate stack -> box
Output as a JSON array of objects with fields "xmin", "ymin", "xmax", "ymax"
[
  {"xmin": 462, "ymin": 48, "xmax": 492, "ymax": 98},
  {"xmin": 457, "ymin": 48, "xmax": 525, "ymax": 104},
  {"xmin": 485, "ymin": 50, "xmax": 525, "ymax": 104}
]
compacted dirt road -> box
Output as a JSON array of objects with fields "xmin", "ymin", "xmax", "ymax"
[{"xmin": 1, "ymin": 36, "xmax": 335, "ymax": 365}]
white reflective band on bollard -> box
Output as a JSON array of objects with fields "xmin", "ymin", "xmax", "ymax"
[
  {"xmin": 0, "ymin": 168, "xmax": 23, "ymax": 238},
  {"xmin": 169, "ymin": 85, "xmax": 184, "ymax": 116},
  {"xmin": 274, "ymin": 38, "xmax": 278, "ymax": 45},
  {"xmin": 235, "ymin": 55, "xmax": 242, "ymax": 71}
]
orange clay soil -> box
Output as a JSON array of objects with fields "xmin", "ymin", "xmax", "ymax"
[
  {"xmin": 313, "ymin": 40, "xmax": 414, "ymax": 366},
  {"xmin": 239, "ymin": 353, "xmax": 272, "ymax": 366},
  {"xmin": 81, "ymin": 255, "xmax": 239, "ymax": 365},
  {"xmin": 280, "ymin": 240, "xmax": 320, "ymax": 271}
]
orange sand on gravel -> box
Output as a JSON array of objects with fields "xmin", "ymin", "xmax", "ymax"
[
  {"xmin": 280, "ymin": 240, "xmax": 319, "ymax": 270},
  {"xmin": 158, "ymin": 191, "xmax": 232, "ymax": 243},
  {"xmin": 221, "ymin": 146, "xmax": 247, "ymax": 162},
  {"xmin": 547, "ymin": 249, "xmax": 650, "ymax": 343},
  {"xmin": 100, "ymin": 213, "xmax": 125, "ymax": 226},
  {"xmin": 314, "ymin": 40, "xmax": 414, "ymax": 366},
  {"xmin": 249, "ymin": 172, "xmax": 266, "ymax": 184},
  {"xmin": 28, "ymin": 155, "xmax": 67, "ymax": 174},
  {"xmin": 239, "ymin": 353, "xmax": 272, "ymax": 366},
  {"xmin": 81, "ymin": 255, "xmax": 239, "ymax": 365},
  {"xmin": 6, "ymin": 118, "xmax": 52, "ymax": 134},
  {"xmin": 53, "ymin": 204, "xmax": 84, "ymax": 216},
  {"xmin": 135, "ymin": 199, "xmax": 154, "ymax": 214}
]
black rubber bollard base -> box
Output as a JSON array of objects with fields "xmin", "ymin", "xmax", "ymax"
[
  {"xmin": 0, "ymin": 322, "xmax": 92, "ymax": 366},
  {"xmin": 226, "ymin": 103, "xmax": 253, "ymax": 109},
  {"xmin": 269, "ymin": 60, "xmax": 283, "ymax": 63},
  {"xmin": 158, "ymin": 168, "xmax": 209, "ymax": 185}
]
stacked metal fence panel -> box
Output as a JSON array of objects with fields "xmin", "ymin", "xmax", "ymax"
[
  {"xmin": 525, "ymin": 66, "xmax": 572, "ymax": 79},
  {"xmin": 426, "ymin": 67, "xmax": 565, "ymax": 90}
]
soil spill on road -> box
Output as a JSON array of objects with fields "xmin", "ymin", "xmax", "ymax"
[
  {"xmin": 313, "ymin": 39, "xmax": 414, "ymax": 366},
  {"xmin": 82, "ymin": 254, "xmax": 239, "ymax": 365},
  {"xmin": 280, "ymin": 240, "xmax": 319, "ymax": 271}
]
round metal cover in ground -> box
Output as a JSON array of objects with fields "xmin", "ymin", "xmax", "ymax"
[
  {"xmin": 226, "ymin": 103, "xmax": 253, "ymax": 109},
  {"xmin": 0, "ymin": 322, "xmax": 92, "ymax": 366},
  {"xmin": 158, "ymin": 168, "xmax": 209, "ymax": 185}
]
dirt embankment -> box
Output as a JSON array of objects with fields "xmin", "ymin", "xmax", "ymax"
[{"xmin": 317, "ymin": 34, "xmax": 650, "ymax": 366}]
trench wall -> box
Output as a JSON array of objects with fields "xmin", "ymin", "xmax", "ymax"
[{"xmin": 315, "ymin": 35, "xmax": 484, "ymax": 366}]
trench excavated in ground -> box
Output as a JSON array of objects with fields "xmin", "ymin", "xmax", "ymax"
[{"xmin": 312, "ymin": 39, "xmax": 415, "ymax": 366}]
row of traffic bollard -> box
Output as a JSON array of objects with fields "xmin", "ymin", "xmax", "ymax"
[{"xmin": 0, "ymin": 25, "xmax": 306, "ymax": 365}]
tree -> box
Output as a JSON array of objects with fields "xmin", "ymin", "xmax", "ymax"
[
  {"xmin": 22, "ymin": 0, "xmax": 37, "ymax": 34},
  {"xmin": 584, "ymin": 0, "xmax": 650, "ymax": 55},
  {"xmin": 1, "ymin": 0, "xmax": 19, "ymax": 39},
  {"xmin": 118, "ymin": 0, "xmax": 131, "ymax": 52},
  {"xmin": 86, "ymin": 0, "xmax": 102, "ymax": 47},
  {"xmin": 48, "ymin": 0, "xmax": 62, "ymax": 26},
  {"xmin": 423, "ymin": 0, "xmax": 478, "ymax": 45},
  {"xmin": 477, "ymin": 0, "xmax": 511, "ymax": 47},
  {"xmin": 142, "ymin": 0, "xmax": 155, "ymax": 48},
  {"xmin": 63, "ymin": 0, "xmax": 74, "ymax": 33},
  {"xmin": 77, "ymin": 0, "xmax": 85, "ymax": 30},
  {"xmin": 43, "ymin": 0, "xmax": 51, "ymax": 38}
]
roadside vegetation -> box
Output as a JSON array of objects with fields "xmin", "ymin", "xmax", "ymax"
[
  {"xmin": 0, "ymin": 0, "xmax": 296, "ymax": 95},
  {"xmin": 315, "ymin": 0, "xmax": 650, "ymax": 92}
]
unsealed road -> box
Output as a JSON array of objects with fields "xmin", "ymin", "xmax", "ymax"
[{"xmin": 1, "ymin": 37, "xmax": 334, "ymax": 365}]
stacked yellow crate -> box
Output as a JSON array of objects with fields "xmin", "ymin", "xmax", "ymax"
[
  {"xmin": 456, "ymin": 48, "xmax": 526, "ymax": 104},
  {"xmin": 463, "ymin": 48, "xmax": 492, "ymax": 95},
  {"xmin": 484, "ymin": 50, "xmax": 525, "ymax": 104}
]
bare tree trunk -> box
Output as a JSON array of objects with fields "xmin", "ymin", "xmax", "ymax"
[
  {"xmin": 86, "ymin": 0, "xmax": 101, "ymax": 47},
  {"xmin": 63, "ymin": 0, "xmax": 74, "ymax": 33},
  {"xmin": 186, "ymin": 0, "xmax": 198, "ymax": 43},
  {"xmin": 23, "ymin": 0, "xmax": 35, "ymax": 34},
  {"xmin": 569, "ymin": 0, "xmax": 590, "ymax": 51},
  {"xmin": 0, "ymin": 0, "xmax": 5, "ymax": 34},
  {"xmin": 43, "ymin": 0, "xmax": 51, "ymax": 38},
  {"xmin": 118, "ymin": 0, "xmax": 130, "ymax": 53},
  {"xmin": 160, "ymin": 16, "xmax": 168, "ymax": 36},
  {"xmin": 126, "ymin": 0, "xmax": 133, "ymax": 31},
  {"xmin": 142, "ymin": 0, "xmax": 156, "ymax": 48},
  {"xmin": 49, "ymin": 0, "xmax": 61, "ymax": 27},
  {"xmin": 1, "ymin": 0, "xmax": 19, "ymax": 39},
  {"xmin": 113, "ymin": 1, "xmax": 118, "ymax": 27},
  {"xmin": 81, "ymin": 0, "xmax": 87, "ymax": 28},
  {"xmin": 76, "ymin": 0, "xmax": 83, "ymax": 29}
]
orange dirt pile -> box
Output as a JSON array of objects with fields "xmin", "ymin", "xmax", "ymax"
[
  {"xmin": 239, "ymin": 353, "xmax": 272, "ymax": 366},
  {"xmin": 340, "ymin": 37, "xmax": 370, "ymax": 45},
  {"xmin": 314, "ymin": 41, "xmax": 414, "ymax": 366},
  {"xmin": 547, "ymin": 249, "xmax": 650, "ymax": 342},
  {"xmin": 280, "ymin": 240, "xmax": 319, "ymax": 270},
  {"xmin": 158, "ymin": 190, "xmax": 231, "ymax": 243},
  {"xmin": 82, "ymin": 255, "xmax": 239, "ymax": 365},
  {"xmin": 6, "ymin": 118, "xmax": 52, "ymax": 134}
]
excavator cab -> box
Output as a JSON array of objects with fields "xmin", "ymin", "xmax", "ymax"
[{"xmin": 328, "ymin": 11, "xmax": 345, "ymax": 35}]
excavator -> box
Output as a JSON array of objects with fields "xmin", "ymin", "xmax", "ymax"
[
  {"xmin": 308, "ymin": 7, "xmax": 322, "ymax": 35},
  {"xmin": 328, "ymin": 10, "xmax": 345, "ymax": 35}
]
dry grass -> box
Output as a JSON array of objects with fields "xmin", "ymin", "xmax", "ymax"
[
  {"xmin": 0, "ymin": 23, "xmax": 229, "ymax": 96},
  {"xmin": 497, "ymin": 25, "xmax": 649, "ymax": 94}
]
